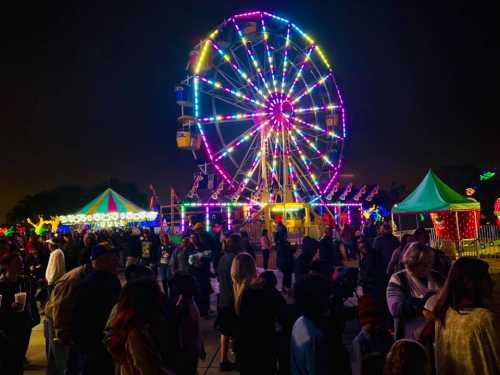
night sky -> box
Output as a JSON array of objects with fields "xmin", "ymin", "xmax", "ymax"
[{"xmin": 2, "ymin": 0, "xmax": 498, "ymax": 221}]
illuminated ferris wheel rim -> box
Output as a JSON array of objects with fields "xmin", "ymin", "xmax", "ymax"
[{"xmin": 186, "ymin": 10, "xmax": 347, "ymax": 203}]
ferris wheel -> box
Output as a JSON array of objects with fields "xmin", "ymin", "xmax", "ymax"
[{"xmin": 176, "ymin": 11, "xmax": 346, "ymax": 204}]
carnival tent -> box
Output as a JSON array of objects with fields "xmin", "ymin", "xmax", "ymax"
[
  {"xmin": 60, "ymin": 188, "xmax": 157, "ymax": 226},
  {"xmin": 393, "ymin": 170, "xmax": 480, "ymax": 243},
  {"xmin": 393, "ymin": 170, "xmax": 480, "ymax": 213}
]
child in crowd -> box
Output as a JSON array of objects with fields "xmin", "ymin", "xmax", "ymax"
[
  {"xmin": 352, "ymin": 295, "xmax": 393, "ymax": 375},
  {"xmin": 384, "ymin": 339, "xmax": 430, "ymax": 375}
]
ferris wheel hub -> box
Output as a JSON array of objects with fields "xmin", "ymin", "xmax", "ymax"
[{"xmin": 265, "ymin": 92, "xmax": 294, "ymax": 127}]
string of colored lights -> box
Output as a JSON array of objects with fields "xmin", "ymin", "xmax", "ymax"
[
  {"xmin": 280, "ymin": 24, "xmax": 291, "ymax": 93},
  {"xmin": 198, "ymin": 76, "xmax": 265, "ymax": 108},
  {"xmin": 291, "ymin": 116, "xmax": 343, "ymax": 139},
  {"xmin": 291, "ymin": 73, "xmax": 332, "ymax": 104},
  {"xmin": 294, "ymin": 103, "xmax": 339, "ymax": 114},
  {"xmin": 214, "ymin": 119, "xmax": 270, "ymax": 162},
  {"xmin": 260, "ymin": 14, "xmax": 277, "ymax": 92},
  {"xmin": 287, "ymin": 131, "xmax": 321, "ymax": 192},
  {"xmin": 210, "ymin": 41, "xmax": 267, "ymax": 100},
  {"xmin": 197, "ymin": 111, "xmax": 268, "ymax": 124},
  {"xmin": 287, "ymin": 154, "xmax": 301, "ymax": 202},
  {"xmin": 286, "ymin": 44, "xmax": 316, "ymax": 98},
  {"xmin": 232, "ymin": 18, "xmax": 272, "ymax": 96},
  {"xmin": 289, "ymin": 121, "xmax": 334, "ymax": 167}
]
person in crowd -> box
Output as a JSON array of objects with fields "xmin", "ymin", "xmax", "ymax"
[
  {"xmin": 320, "ymin": 226, "xmax": 347, "ymax": 275},
  {"xmin": 44, "ymin": 249, "xmax": 95, "ymax": 375},
  {"xmin": 0, "ymin": 252, "xmax": 38, "ymax": 375},
  {"xmin": 384, "ymin": 339, "xmax": 430, "ymax": 375},
  {"xmin": 72, "ymin": 244, "xmax": 121, "ymax": 375},
  {"xmin": 45, "ymin": 238, "xmax": 66, "ymax": 296},
  {"xmin": 140, "ymin": 229, "xmax": 159, "ymax": 275},
  {"xmin": 386, "ymin": 242, "xmax": 444, "ymax": 340},
  {"xmin": 294, "ymin": 236, "xmax": 319, "ymax": 282},
  {"xmin": 413, "ymin": 227, "xmax": 451, "ymax": 278},
  {"xmin": 351, "ymin": 295, "xmax": 393, "ymax": 375},
  {"xmin": 60, "ymin": 234, "xmax": 78, "ymax": 272},
  {"xmin": 237, "ymin": 268, "xmax": 287, "ymax": 375},
  {"xmin": 386, "ymin": 234, "xmax": 414, "ymax": 276},
  {"xmin": 363, "ymin": 218, "xmax": 378, "ymax": 244},
  {"xmin": 231, "ymin": 252, "xmax": 257, "ymax": 316},
  {"xmin": 240, "ymin": 231, "xmax": 255, "ymax": 259},
  {"xmin": 78, "ymin": 232, "xmax": 96, "ymax": 266},
  {"xmin": 372, "ymin": 222, "xmax": 399, "ymax": 276},
  {"xmin": 25, "ymin": 245, "xmax": 47, "ymax": 305},
  {"xmin": 108, "ymin": 278, "xmax": 175, "ymax": 375},
  {"xmin": 290, "ymin": 273, "xmax": 350, "ymax": 375},
  {"xmin": 170, "ymin": 271, "xmax": 206, "ymax": 375},
  {"xmin": 340, "ymin": 222, "xmax": 356, "ymax": 259},
  {"xmin": 373, "ymin": 222, "xmax": 400, "ymax": 274},
  {"xmin": 260, "ymin": 229, "xmax": 272, "ymax": 270},
  {"xmin": 215, "ymin": 234, "xmax": 240, "ymax": 372},
  {"xmin": 433, "ymin": 257, "xmax": 499, "ymax": 374},
  {"xmin": 358, "ymin": 237, "xmax": 386, "ymax": 303},
  {"xmin": 276, "ymin": 239, "xmax": 296, "ymax": 292},
  {"xmin": 158, "ymin": 232, "xmax": 174, "ymax": 295},
  {"xmin": 189, "ymin": 232, "xmax": 213, "ymax": 318},
  {"xmin": 126, "ymin": 228, "xmax": 142, "ymax": 267},
  {"xmin": 274, "ymin": 220, "xmax": 288, "ymax": 245}
]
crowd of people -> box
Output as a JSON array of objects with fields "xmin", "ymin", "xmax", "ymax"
[{"xmin": 0, "ymin": 218, "xmax": 498, "ymax": 375}]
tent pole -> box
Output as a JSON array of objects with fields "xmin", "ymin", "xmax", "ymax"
[
  {"xmin": 454, "ymin": 210, "xmax": 461, "ymax": 256},
  {"xmin": 473, "ymin": 210, "xmax": 479, "ymax": 257}
]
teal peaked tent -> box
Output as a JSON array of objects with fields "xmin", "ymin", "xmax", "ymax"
[{"xmin": 393, "ymin": 170, "xmax": 480, "ymax": 214}]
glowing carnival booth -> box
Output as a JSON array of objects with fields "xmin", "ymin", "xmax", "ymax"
[
  {"xmin": 59, "ymin": 188, "xmax": 158, "ymax": 228},
  {"xmin": 392, "ymin": 170, "xmax": 480, "ymax": 257},
  {"xmin": 174, "ymin": 11, "xmax": 349, "ymax": 238}
]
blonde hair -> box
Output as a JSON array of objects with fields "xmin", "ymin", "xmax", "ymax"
[
  {"xmin": 402, "ymin": 242, "xmax": 434, "ymax": 272},
  {"xmin": 231, "ymin": 252, "xmax": 256, "ymax": 315}
]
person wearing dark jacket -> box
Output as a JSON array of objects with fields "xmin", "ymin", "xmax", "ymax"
[
  {"xmin": 358, "ymin": 237, "xmax": 386, "ymax": 303},
  {"xmin": 72, "ymin": 244, "xmax": 121, "ymax": 375},
  {"xmin": 237, "ymin": 272, "xmax": 287, "ymax": 375},
  {"xmin": 215, "ymin": 234, "xmax": 240, "ymax": 371},
  {"xmin": 126, "ymin": 228, "xmax": 142, "ymax": 267},
  {"xmin": 294, "ymin": 236, "xmax": 318, "ymax": 282},
  {"xmin": 372, "ymin": 223, "xmax": 400, "ymax": 274},
  {"xmin": 319, "ymin": 228, "xmax": 343, "ymax": 276}
]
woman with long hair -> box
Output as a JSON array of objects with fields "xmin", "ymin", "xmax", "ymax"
[
  {"xmin": 433, "ymin": 257, "xmax": 499, "ymax": 375},
  {"xmin": 108, "ymin": 278, "xmax": 175, "ymax": 375},
  {"xmin": 386, "ymin": 242, "xmax": 444, "ymax": 340},
  {"xmin": 231, "ymin": 253, "xmax": 286, "ymax": 375},
  {"xmin": 231, "ymin": 252, "xmax": 257, "ymax": 315}
]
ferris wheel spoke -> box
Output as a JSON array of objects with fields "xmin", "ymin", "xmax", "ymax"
[
  {"xmin": 291, "ymin": 116, "xmax": 344, "ymax": 140},
  {"xmin": 231, "ymin": 18, "xmax": 273, "ymax": 96},
  {"xmin": 198, "ymin": 76, "xmax": 265, "ymax": 109},
  {"xmin": 289, "ymin": 122, "xmax": 334, "ymax": 167},
  {"xmin": 260, "ymin": 14, "xmax": 278, "ymax": 92},
  {"xmin": 211, "ymin": 40, "xmax": 268, "ymax": 100},
  {"xmin": 291, "ymin": 73, "xmax": 332, "ymax": 104},
  {"xmin": 214, "ymin": 119, "xmax": 270, "ymax": 161},
  {"xmin": 197, "ymin": 111, "xmax": 268, "ymax": 124},
  {"xmin": 286, "ymin": 44, "xmax": 316, "ymax": 98},
  {"xmin": 287, "ymin": 131, "xmax": 321, "ymax": 191},
  {"xmin": 279, "ymin": 24, "xmax": 292, "ymax": 93},
  {"xmin": 293, "ymin": 103, "xmax": 339, "ymax": 115},
  {"xmin": 288, "ymin": 152, "xmax": 322, "ymax": 198}
]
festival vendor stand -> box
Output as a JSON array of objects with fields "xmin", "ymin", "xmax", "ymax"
[
  {"xmin": 59, "ymin": 188, "xmax": 157, "ymax": 228},
  {"xmin": 392, "ymin": 170, "xmax": 480, "ymax": 257}
]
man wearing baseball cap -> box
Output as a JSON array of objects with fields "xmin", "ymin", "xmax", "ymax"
[
  {"xmin": 72, "ymin": 243, "xmax": 121, "ymax": 375},
  {"xmin": 45, "ymin": 238, "xmax": 66, "ymax": 295}
]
